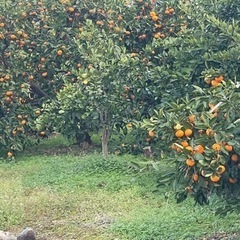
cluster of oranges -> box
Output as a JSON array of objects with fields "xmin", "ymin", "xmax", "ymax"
[
  {"xmin": 204, "ymin": 75, "xmax": 224, "ymax": 87},
  {"xmin": 171, "ymin": 111, "xmax": 239, "ymax": 193},
  {"xmin": 146, "ymin": 130, "xmax": 155, "ymax": 142},
  {"xmin": 150, "ymin": 11, "xmax": 159, "ymax": 21}
]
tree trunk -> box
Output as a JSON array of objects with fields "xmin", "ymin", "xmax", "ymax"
[
  {"xmin": 100, "ymin": 109, "xmax": 110, "ymax": 157},
  {"xmin": 102, "ymin": 125, "xmax": 109, "ymax": 157}
]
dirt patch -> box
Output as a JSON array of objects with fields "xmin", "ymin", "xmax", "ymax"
[
  {"xmin": 202, "ymin": 232, "xmax": 240, "ymax": 240},
  {"xmin": 82, "ymin": 214, "xmax": 115, "ymax": 229},
  {"xmin": 25, "ymin": 141, "xmax": 100, "ymax": 157}
]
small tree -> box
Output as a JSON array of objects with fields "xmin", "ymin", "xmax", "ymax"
[{"xmin": 40, "ymin": 20, "xmax": 138, "ymax": 157}]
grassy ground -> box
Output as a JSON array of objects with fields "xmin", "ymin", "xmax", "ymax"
[{"xmin": 0, "ymin": 136, "xmax": 240, "ymax": 240}]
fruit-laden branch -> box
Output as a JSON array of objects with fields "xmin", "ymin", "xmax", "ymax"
[{"xmin": 0, "ymin": 40, "xmax": 49, "ymax": 100}]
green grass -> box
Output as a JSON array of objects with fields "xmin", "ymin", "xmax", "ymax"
[{"xmin": 0, "ymin": 136, "xmax": 239, "ymax": 239}]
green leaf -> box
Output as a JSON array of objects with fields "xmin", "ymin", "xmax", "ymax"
[
  {"xmin": 198, "ymin": 176, "xmax": 208, "ymax": 188},
  {"xmin": 200, "ymin": 169, "xmax": 213, "ymax": 177},
  {"xmin": 193, "ymin": 153, "xmax": 204, "ymax": 161},
  {"xmin": 198, "ymin": 160, "xmax": 209, "ymax": 167}
]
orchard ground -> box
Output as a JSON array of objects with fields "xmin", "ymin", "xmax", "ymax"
[{"xmin": 0, "ymin": 135, "xmax": 240, "ymax": 240}]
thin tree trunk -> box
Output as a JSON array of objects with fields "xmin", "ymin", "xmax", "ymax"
[
  {"xmin": 100, "ymin": 109, "xmax": 110, "ymax": 157},
  {"xmin": 102, "ymin": 125, "xmax": 109, "ymax": 157}
]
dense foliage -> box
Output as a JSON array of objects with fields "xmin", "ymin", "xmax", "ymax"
[
  {"xmin": 0, "ymin": 0, "xmax": 188, "ymax": 156},
  {"xmin": 1, "ymin": 0, "xmax": 240, "ymax": 206},
  {"xmin": 142, "ymin": 0, "xmax": 240, "ymax": 206}
]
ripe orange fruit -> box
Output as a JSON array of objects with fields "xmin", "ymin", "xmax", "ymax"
[
  {"xmin": 57, "ymin": 49, "xmax": 63, "ymax": 56},
  {"xmin": 28, "ymin": 75, "xmax": 34, "ymax": 81},
  {"xmin": 229, "ymin": 178, "xmax": 237, "ymax": 184},
  {"xmin": 215, "ymin": 75, "xmax": 224, "ymax": 83},
  {"xmin": 148, "ymin": 130, "xmax": 155, "ymax": 137},
  {"xmin": 5, "ymin": 91, "xmax": 13, "ymax": 97},
  {"xmin": 212, "ymin": 143, "xmax": 221, "ymax": 151},
  {"xmin": 231, "ymin": 154, "xmax": 238, "ymax": 162},
  {"xmin": 139, "ymin": 34, "xmax": 147, "ymax": 39},
  {"xmin": 164, "ymin": 9, "xmax": 171, "ymax": 15},
  {"xmin": 181, "ymin": 141, "xmax": 189, "ymax": 147},
  {"xmin": 35, "ymin": 110, "xmax": 41, "ymax": 115},
  {"xmin": 210, "ymin": 174, "xmax": 220, "ymax": 183},
  {"xmin": 42, "ymin": 72, "xmax": 48, "ymax": 77},
  {"xmin": 193, "ymin": 173, "xmax": 199, "ymax": 182},
  {"xmin": 184, "ymin": 129, "xmax": 192, "ymax": 137},
  {"xmin": 88, "ymin": 65, "xmax": 93, "ymax": 70},
  {"xmin": 188, "ymin": 114, "xmax": 195, "ymax": 123},
  {"xmin": 21, "ymin": 120, "xmax": 27, "ymax": 125},
  {"xmin": 10, "ymin": 34, "xmax": 17, "ymax": 40},
  {"xmin": 175, "ymin": 129, "xmax": 184, "ymax": 138},
  {"xmin": 150, "ymin": 11, "xmax": 156, "ymax": 17},
  {"xmin": 211, "ymin": 80, "xmax": 220, "ymax": 87},
  {"xmin": 40, "ymin": 57, "xmax": 46, "ymax": 62},
  {"xmin": 7, "ymin": 152, "xmax": 13, "ymax": 157},
  {"xmin": 131, "ymin": 53, "xmax": 138, "ymax": 58},
  {"xmin": 4, "ymin": 75, "xmax": 11, "ymax": 80},
  {"xmin": 39, "ymin": 131, "xmax": 46, "ymax": 136},
  {"xmin": 21, "ymin": 12, "xmax": 27, "ymax": 18},
  {"xmin": 224, "ymin": 144, "xmax": 233, "ymax": 152},
  {"xmin": 194, "ymin": 145, "xmax": 205, "ymax": 154},
  {"xmin": 22, "ymin": 33, "xmax": 28, "ymax": 39},
  {"xmin": 68, "ymin": 7, "xmax": 75, "ymax": 12},
  {"xmin": 217, "ymin": 165, "xmax": 226, "ymax": 174},
  {"xmin": 206, "ymin": 128, "xmax": 214, "ymax": 136},
  {"xmin": 96, "ymin": 20, "xmax": 103, "ymax": 25},
  {"xmin": 151, "ymin": 15, "xmax": 158, "ymax": 21},
  {"xmin": 17, "ymin": 127, "xmax": 23, "ymax": 132},
  {"xmin": 186, "ymin": 158, "xmax": 195, "ymax": 167}
]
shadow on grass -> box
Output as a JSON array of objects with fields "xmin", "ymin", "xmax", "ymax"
[{"xmin": 19, "ymin": 134, "xmax": 102, "ymax": 158}]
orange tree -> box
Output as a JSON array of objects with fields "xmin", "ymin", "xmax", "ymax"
[
  {"xmin": 0, "ymin": 0, "xmax": 82, "ymax": 157},
  {"xmin": 37, "ymin": 19, "xmax": 141, "ymax": 157},
  {"xmin": 0, "ymin": 0, "xmax": 189, "ymax": 157},
  {"xmin": 2, "ymin": 0, "xmax": 239, "ymax": 160},
  {"xmin": 142, "ymin": 0, "xmax": 240, "ymax": 207}
]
